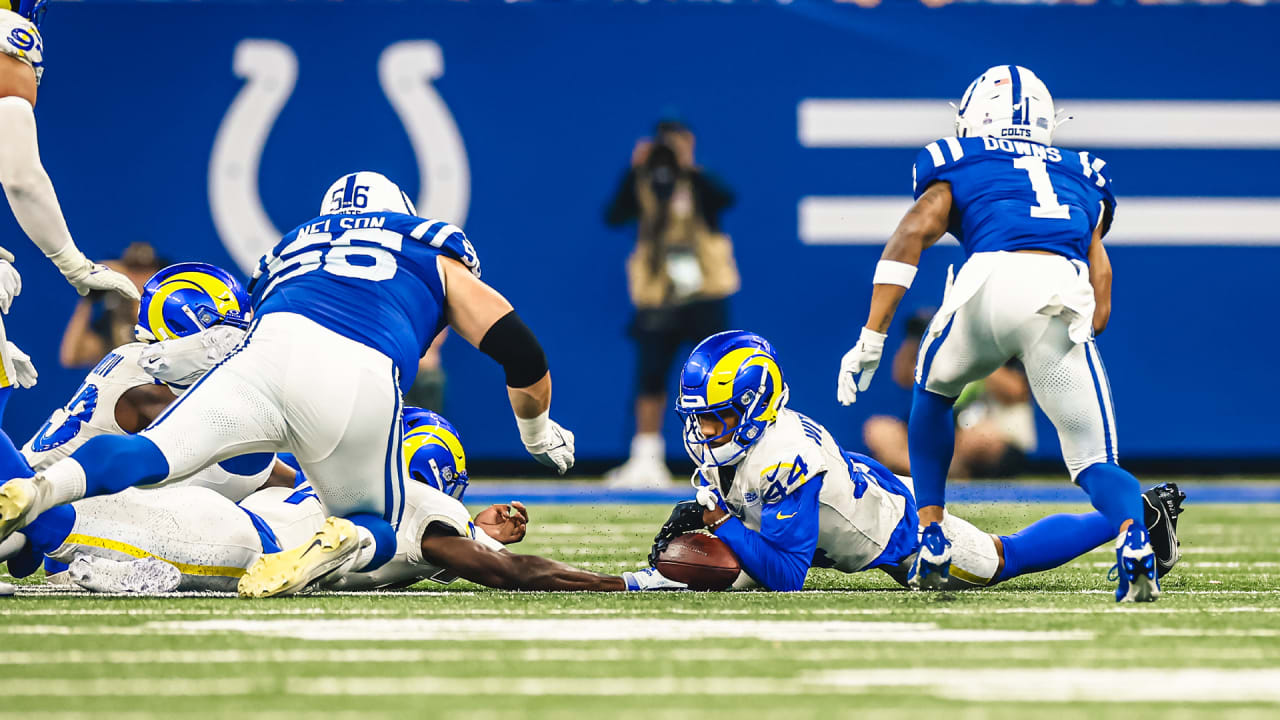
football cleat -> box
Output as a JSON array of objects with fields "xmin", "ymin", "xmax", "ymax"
[
  {"xmin": 1114, "ymin": 524, "xmax": 1161, "ymax": 603},
  {"xmin": 69, "ymin": 555, "xmax": 181, "ymax": 595},
  {"xmin": 0, "ymin": 477, "xmax": 48, "ymax": 544},
  {"xmin": 908, "ymin": 522, "xmax": 952, "ymax": 591},
  {"xmin": 237, "ymin": 517, "xmax": 361, "ymax": 598},
  {"xmin": 1143, "ymin": 482, "xmax": 1186, "ymax": 578},
  {"xmin": 0, "ymin": 580, "xmax": 14, "ymax": 597}
]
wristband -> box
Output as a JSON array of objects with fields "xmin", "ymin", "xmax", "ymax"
[
  {"xmin": 872, "ymin": 260, "xmax": 918, "ymax": 289},
  {"xmin": 707, "ymin": 514, "xmax": 731, "ymax": 531},
  {"xmin": 515, "ymin": 409, "xmax": 550, "ymax": 445}
]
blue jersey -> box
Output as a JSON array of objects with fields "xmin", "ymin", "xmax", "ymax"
[
  {"xmin": 250, "ymin": 213, "xmax": 480, "ymax": 390},
  {"xmin": 913, "ymin": 136, "xmax": 1116, "ymax": 263}
]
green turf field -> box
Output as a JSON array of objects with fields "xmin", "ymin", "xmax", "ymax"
[{"xmin": 2, "ymin": 499, "xmax": 1278, "ymax": 719}]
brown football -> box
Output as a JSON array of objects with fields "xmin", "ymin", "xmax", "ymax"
[{"xmin": 656, "ymin": 532, "xmax": 741, "ymax": 591}]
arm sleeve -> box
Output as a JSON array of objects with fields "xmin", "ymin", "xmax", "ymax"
[
  {"xmin": 0, "ymin": 97, "xmax": 82, "ymax": 259},
  {"xmin": 712, "ymin": 474, "xmax": 824, "ymax": 592},
  {"xmin": 604, "ymin": 169, "xmax": 640, "ymax": 227}
]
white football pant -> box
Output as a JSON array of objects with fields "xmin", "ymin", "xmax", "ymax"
[
  {"xmin": 139, "ymin": 312, "xmax": 409, "ymax": 525},
  {"xmin": 915, "ymin": 252, "xmax": 1117, "ymax": 480}
]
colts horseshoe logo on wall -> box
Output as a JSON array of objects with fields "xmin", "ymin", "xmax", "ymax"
[{"xmin": 208, "ymin": 39, "xmax": 471, "ymax": 274}]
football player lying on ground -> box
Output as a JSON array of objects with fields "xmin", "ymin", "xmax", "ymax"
[
  {"xmin": 0, "ymin": 262, "xmax": 304, "ymax": 584},
  {"xmin": 1, "ymin": 408, "xmax": 644, "ymax": 594},
  {"xmin": 627, "ymin": 331, "xmax": 1184, "ymax": 592}
]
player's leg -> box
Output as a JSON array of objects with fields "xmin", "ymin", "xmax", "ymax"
[
  {"xmin": 0, "ymin": 339, "xmax": 287, "ymax": 543},
  {"xmin": 238, "ymin": 327, "xmax": 403, "ymax": 597},
  {"xmin": 908, "ymin": 295, "xmax": 1010, "ymax": 588},
  {"xmin": 1021, "ymin": 326, "xmax": 1157, "ymax": 602},
  {"xmin": 992, "ymin": 511, "xmax": 1115, "ymax": 584}
]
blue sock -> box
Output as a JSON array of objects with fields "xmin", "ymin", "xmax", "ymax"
[
  {"xmin": 996, "ymin": 511, "xmax": 1114, "ymax": 583},
  {"xmin": 1077, "ymin": 462, "xmax": 1144, "ymax": 534},
  {"xmin": 6, "ymin": 504, "xmax": 76, "ymax": 578},
  {"xmin": 73, "ymin": 435, "xmax": 171, "ymax": 497},
  {"xmin": 907, "ymin": 385, "xmax": 956, "ymax": 510},
  {"xmin": 345, "ymin": 513, "xmax": 396, "ymax": 572},
  {"xmin": 0, "ymin": 387, "xmax": 33, "ymax": 481}
]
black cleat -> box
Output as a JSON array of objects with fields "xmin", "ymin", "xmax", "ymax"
[{"xmin": 1142, "ymin": 482, "xmax": 1186, "ymax": 578}]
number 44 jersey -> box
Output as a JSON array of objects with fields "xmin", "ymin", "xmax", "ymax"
[
  {"xmin": 913, "ymin": 136, "xmax": 1117, "ymax": 263},
  {"xmin": 250, "ymin": 212, "xmax": 480, "ymax": 392}
]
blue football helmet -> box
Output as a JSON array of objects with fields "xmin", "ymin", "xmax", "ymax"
[
  {"xmin": 402, "ymin": 408, "xmax": 469, "ymax": 500},
  {"xmin": 10, "ymin": 0, "xmax": 48, "ymax": 29},
  {"xmin": 677, "ymin": 330, "xmax": 788, "ymax": 467},
  {"xmin": 135, "ymin": 262, "xmax": 251, "ymax": 342}
]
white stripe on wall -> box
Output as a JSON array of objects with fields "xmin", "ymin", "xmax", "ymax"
[
  {"xmin": 798, "ymin": 196, "xmax": 1280, "ymax": 246},
  {"xmin": 798, "ymin": 100, "xmax": 1280, "ymax": 149}
]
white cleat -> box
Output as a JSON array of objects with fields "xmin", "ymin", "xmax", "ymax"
[
  {"xmin": 69, "ymin": 555, "xmax": 182, "ymax": 595},
  {"xmin": 1114, "ymin": 524, "xmax": 1161, "ymax": 603},
  {"xmin": 238, "ymin": 517, "xmax": 360, "ymax": 599},
  {"xmin": 0, "ymin": 477, "xmax": 47, "ymax": 544},
  {"xmin": 0, "ymin": 580, "xmax": 14, "ymax": 597},
  {"xmin": 907, "ymin": 522, "xmax": 953, "ymax": 591}
]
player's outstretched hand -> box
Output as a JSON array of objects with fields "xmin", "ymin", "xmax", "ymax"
[
  {"xmin": 836, "ymin": 327, "xmax": 887, "ymax": 405},
  {"xmin": 474, "ymin": 502, "xmax": 528, "ymax": 545},
  {"xmin": 622, "ymin": 567, "xmax": 688, "ymax": 591},
  {"xmin": 647, "ymin": 500, "xmax": 706, "ymax": 567},
  {"xmin": 4, "ymin": 341, "xmax": 37, "ymax": 388},
  {"xmin": 524, "ymin": 419, "xmax": 575, "ymax": 474},
  {"xmin": 0, "ymin": 246, "xmax": 21, "ymax": 314}
]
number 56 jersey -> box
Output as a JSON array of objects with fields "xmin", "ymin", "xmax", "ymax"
[
  {"xmin": 913, "ymin": 136, "xmax": 1117, "ymax": 264},
  {"xmin": 250, "ymin": 213, "xmax": 480, "ymax": 391}
]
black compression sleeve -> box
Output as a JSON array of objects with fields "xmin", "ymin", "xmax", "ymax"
[{"xmin": 478, "ymin": 310, "xmax": 549, "ymax": 389}]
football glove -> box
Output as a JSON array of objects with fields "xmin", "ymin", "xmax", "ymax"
[
  {"xmin": 48, "ymin": 247, "xmax": 140, "ymax": 301},
  {"xmin": 836, "ymin": 327, "xmax": 887, "ymax": 406},
  {"xmin": 647, "ymin": 500, "xmax": 706, "ymax": 567},
  {"xmin": 3, "ymin": 341, "xmax": 37, "ymax": 388},
  {"xmin": 621, "ymin": 567, "xmax": 688, "ymax": 591},
  {"xmin": 521, "ymin": 419, "xmax": 575, "ymax": 475},
  {"xmin": 0, "ymin": 247, "xmax": 20, "ymax": 314},
  {"xmin": 138, "ymin": 325, "xmax": 246, "ymax": 388}
]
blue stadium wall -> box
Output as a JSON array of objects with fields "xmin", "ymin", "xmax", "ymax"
[{"xmin": 3, "ymin": 3, "xmax": 1276, "ymax": 469}]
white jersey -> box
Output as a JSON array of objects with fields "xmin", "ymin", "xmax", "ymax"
[
  {"xmin": 717, "ymin": 408, "xmax": 908, "ymax": 573},
  {"xmin": 23, "ymin": 342, "xmax": 272, "ymax": 502},
  {"xmin": 23, "ymin": 343, "xmax": 157, "ymax": 469},
  {"xmin": 0, "ymin": 9, "xmax": 42, "ymax": 85},
  {"xmin": 324, "ymin": 481, "xmax": 503, "ymax": 591}
]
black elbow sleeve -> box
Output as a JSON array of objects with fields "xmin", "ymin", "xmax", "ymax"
[{"xmin": 479, "ymin": 310, "xmax": 549, "ymax": 389}]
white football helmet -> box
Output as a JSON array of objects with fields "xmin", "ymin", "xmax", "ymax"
[
  {"xmin": 954, "ymin": 65, "xmax": 1057, "ymax": 146},
  {"xmin": 320, "ymin": 171, "xmax": 417, "ymax": 216}
]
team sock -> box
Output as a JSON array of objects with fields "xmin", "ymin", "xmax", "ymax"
[
  {"xmin": 5, "ymin": 504, "xmax": 75, "ymax": 578},
  {"xmin": 907, "ymin": 386, "xmax": 957, "ymax": 510},
  {"xmin": 345, "ymin": 513, "xmax": 396, "ymax": 572},
  {"xmin": 996, "ymin": 511, "xmax": 1115, "ymax": 582},
  {"xmin": 58, "ymin": 435, "xmax": 171, "ymax": 502},
  {"xmin": 1077, "ymin": 462, "xmax": 1144, "ymax": 534}
]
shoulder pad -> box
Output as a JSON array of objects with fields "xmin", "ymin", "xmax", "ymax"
[
  {"xmin": 407, "ymin": 218, "xmax": 481, "ymax": 278},
  {"xmin": 913, "ymin": 137, "xmax": 968, "ymax": 197}
]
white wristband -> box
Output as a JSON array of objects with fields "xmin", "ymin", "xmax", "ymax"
[
  {"xmin": 515, "ymin": 409, "xmax": 550, "ymax": 445},
  {"xmin": 873, "ymin": 260, "xmax": 918, "ymax": 289}
]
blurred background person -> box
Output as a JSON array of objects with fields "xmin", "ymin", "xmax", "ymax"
[
  {"xmin": 405, "ymin": 331, "xmax": 448, "ymax": 413},
  {"xmin": 863, "ymin": 308, "xmax": 1035, "ymax": 478},
  {"xmin": 59, "ymin": 242, "xmax": 166, "ymax": 369},
  {"xmin": 603, "ymin": 114, "xmax": 739, "ymax": 488}
]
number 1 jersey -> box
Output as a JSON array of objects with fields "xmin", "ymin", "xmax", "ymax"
[
  {"xmin": 250, "ymin": 212, "xmax": 481, "ymax": 391},
  {"xmin": 912, "ymin": 136, "xmax": 1117, "ymax": 263}
]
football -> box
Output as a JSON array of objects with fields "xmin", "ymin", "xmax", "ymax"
[{"xmin": 656, "ymin": 532, "xmax": 742, "ymax": 591}]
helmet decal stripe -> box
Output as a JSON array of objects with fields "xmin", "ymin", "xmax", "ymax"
[
  {"xmin": 705, "ymin": 347, "xmax": 762, "ymax": 406},
  {"xmin": 1007, "ymin": 65, "xmax": 1025, "ymax": 126}
]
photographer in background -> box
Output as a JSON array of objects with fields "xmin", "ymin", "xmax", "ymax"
[
  {"xmin": 59, "ymin": 242, "xmax": 166, "ymax": 368},
  {"xmin": 604, "ymin": 116, "xmax": 739, "ymax": 488}
]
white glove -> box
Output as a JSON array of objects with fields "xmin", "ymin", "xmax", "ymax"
[
  {"xmin": 3, "ymin": 341, "xmax": 36, "ymax": 388},
  {"xmin": 47, "ymin": 246, "xmax": 140, "ymax": 301},
  {"xmin": 695, "ymin": 483, "xmax": 725, "ymax": 512},
  {"xmin": 0, "ymin": 246, "xmax": 20, "ymax": 314},
  {"xmin": 519, "ymin": 417, "xmax": 576, "ymax": 475},
  {"xmin": 836, "ymin": 327, "xmax": 887, "ymax": 406},
  {"xmin": 622, "ymin": 567, "xmax": 688, "ymax": 591},
  {"xmin": 138, "ymin": 325, "xmax": 246, "ymax": 388}
]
